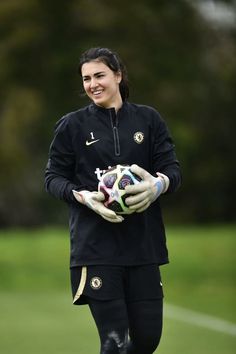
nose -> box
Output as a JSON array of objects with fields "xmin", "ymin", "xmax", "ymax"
[{"xmin": 90, "ymin": 77, "xmax": 98, "ymax": 88}]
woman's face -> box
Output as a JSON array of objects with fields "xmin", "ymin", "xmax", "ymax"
[{"xmin": 81, "ymin": 60, "xmax": 122, "ymax": 109}]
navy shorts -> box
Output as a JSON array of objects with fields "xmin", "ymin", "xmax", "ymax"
[{"xmin": 70, "ymin": 264, "xmax": 163, "ymax": 305}]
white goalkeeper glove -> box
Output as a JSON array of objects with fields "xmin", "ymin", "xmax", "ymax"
[
  {"xmin": 72, "ymin": 190, "xmax": 124, "ymax": 223},
  {"xmin": 124, "ymin": 164, "xmax": 169, "ymax": 213}
]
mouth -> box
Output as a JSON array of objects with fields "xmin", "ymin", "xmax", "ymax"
[{"xmin": 92, "ymin": 89, "xmax": 103, "ymax": 97}]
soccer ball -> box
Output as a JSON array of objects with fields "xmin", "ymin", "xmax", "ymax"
[{"xmin": 98, "ymin": 164, "xmax": 141, "ymax": 214}]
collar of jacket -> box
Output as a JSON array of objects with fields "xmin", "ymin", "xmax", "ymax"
[{"xmin": 89, "ymin": 101, "xmax": 129, "ymax": 117}]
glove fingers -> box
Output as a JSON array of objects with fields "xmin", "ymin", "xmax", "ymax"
[
  {"xmin": 92, "ymin": 191, "xmax": 105, "ymax": 201},
  {"xmin": 125, "ymin": 181, "xmax": 148, "ymax": 195},
  {"xmin": 101, "ymin": 214, "xmax": 124, "ymax": 223},
  {"xmin": 130, "ymin": 164, "xmax": 148, "ymax": 179},
  {"xmin": 128, "ymin": 198, "xmax": 150, "ymax": 210},
  {"xmin": 135, "ymin": 202, "xmax": 151, "ymax": 213},
  {"xmin": 96, "ymin": 204, "xmax": 124, "ymax": 220},
  {"xmin": 125, "ymin": 191, "xmax": 149, "ymax": 207}
]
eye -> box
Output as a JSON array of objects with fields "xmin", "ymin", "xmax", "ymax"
[{"xmin": 83, "ymin": 77, "xmax": 90, "ymax": 82}]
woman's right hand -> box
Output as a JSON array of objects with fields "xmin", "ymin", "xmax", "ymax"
[{"xmin": 72, "ymin": 190, "xmax": 124, "ymax": 223}]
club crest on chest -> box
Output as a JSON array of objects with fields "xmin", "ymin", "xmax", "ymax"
[{"xmin": 134, "ymin": 131, "xmax": 144, "ymax": 144}]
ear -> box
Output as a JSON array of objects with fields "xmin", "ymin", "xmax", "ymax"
[{"xmin": 116, "ymin": 70, "xmax": 122, "ymax": 84}]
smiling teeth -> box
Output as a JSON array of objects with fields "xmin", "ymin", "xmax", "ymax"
[{"xmin": 93, "ymin": 90, "xmax": 103, "ymax": 95}]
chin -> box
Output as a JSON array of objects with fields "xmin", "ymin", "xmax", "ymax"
[{"xmin": 94, "ymin": 99, "xmax": 109, "ymax": 108}]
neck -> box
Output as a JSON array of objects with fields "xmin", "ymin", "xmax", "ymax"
[
  {"xmin": 113, "ymin": 97, "xmax": 123, "ymax": 112},
  {"xmin": 96, "ymin": 96, "xmax": 123, "ymax": 112}
]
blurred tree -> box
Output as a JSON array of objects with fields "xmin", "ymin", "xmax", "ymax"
[{"xmin": 0, "ymin": 0, "xmax": 235, "ymax": 226}]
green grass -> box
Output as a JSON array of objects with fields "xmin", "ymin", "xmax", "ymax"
[
  {"xmin": 162, "ymin": 225, "xmax": 235, "ymax": 321},
  {"xmin": 0, "ymin": 225, "xmax": 235, "ymax": 353}
]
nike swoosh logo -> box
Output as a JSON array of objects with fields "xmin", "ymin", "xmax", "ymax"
[{"xmin": 86, "ymin": 139, "xmax": 100, "ymax": 146}]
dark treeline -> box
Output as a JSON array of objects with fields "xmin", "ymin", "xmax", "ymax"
[{"xmin": 0, "ymin": 0, "xmax": 235, "ymax": 226}]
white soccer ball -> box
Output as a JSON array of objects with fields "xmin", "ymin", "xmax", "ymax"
[{"xmin": 98, "ymin": 164, "xmax": 141, "ymax": 214}]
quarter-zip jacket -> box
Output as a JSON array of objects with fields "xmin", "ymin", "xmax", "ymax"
[{"xmin": 45, "ymin": 101, "xmax": 181, "ymax": 267}]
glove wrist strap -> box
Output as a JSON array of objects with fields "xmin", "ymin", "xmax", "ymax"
[{"xmin": 156, "ymin": 172, "xmax": 170, "ymax": 193}]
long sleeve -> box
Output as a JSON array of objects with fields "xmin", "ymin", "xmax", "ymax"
[
  {"xmin": 45, "ymin": 116, "xmax": 83, "ymax": 204},
  {"xmin": 152, "ymin": 113, "xmax": 182, "ymax": 194}
]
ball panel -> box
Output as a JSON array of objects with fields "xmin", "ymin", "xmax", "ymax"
[
  {"xmin": 118, "ymin": 174, "xmax": 134, "ymax": 189},
  {"xmin": 107, "ymin": 200, "xmax": 123, "ymax": 213},
  {"xmin": 103, "ymin": 173, "xmax": 117, "ymax": 188}
]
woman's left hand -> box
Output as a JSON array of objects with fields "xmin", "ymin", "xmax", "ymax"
[{"xmin": 125, "ymin": 164, "xmax": 168, "ymax": 213}]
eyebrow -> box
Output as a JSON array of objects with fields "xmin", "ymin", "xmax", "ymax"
[{"xmin": 82, "ymin": 71, "xmax": 106, "ymax": 79}]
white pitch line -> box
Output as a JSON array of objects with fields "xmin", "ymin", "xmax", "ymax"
[{"xmin": 164, "ymin": 304, "xmax": 236, "ymax": 336}]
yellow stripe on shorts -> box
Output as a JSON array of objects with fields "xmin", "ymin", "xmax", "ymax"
[{"xmin": 73, "ymin": 266, "xmax": 87, "ymax": 304}]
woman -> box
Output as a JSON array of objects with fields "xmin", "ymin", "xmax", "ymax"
[{"xmin": 45, "ymin": 47, "xmax": 181, "ymax": 354}]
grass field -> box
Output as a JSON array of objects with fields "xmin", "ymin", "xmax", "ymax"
[{"xmin": 0, "ymin": 225, "xmax": 235, "ymax": 353}]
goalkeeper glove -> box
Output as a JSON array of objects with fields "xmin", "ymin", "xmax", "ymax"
[
  {"xmin": 72, "ymin": 190, "xmax": 124, "ymax": 223},
  {"xmin": 125, "ymin": 164, "xmax": 169, "ymax": 213}
]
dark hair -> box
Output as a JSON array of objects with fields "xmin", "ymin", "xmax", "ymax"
[{"xmin": 78, "ymin": 47, "xmax": 129, "ymax": 101}]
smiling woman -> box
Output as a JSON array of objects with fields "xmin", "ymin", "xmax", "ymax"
[
  {"xmin": 78, "ymin": 47, "xmax": 129, "ymax": 106},
  {"xmin": 45, "ymin": 47, "xmax": 181, "ymax": 354},
  {"xmin": 81, "ymin": 61, "xmax": 122, "ymax": 110}
]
